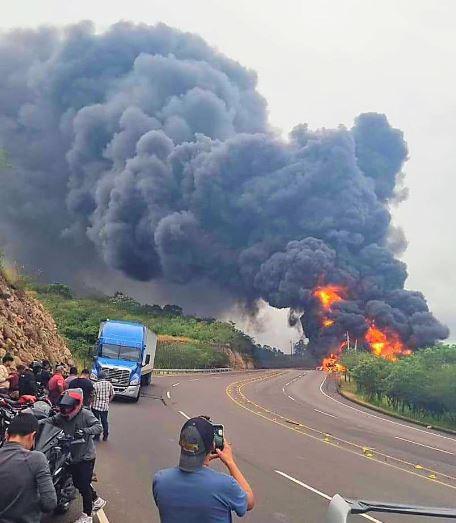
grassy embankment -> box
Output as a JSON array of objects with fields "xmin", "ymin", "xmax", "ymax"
[
  {"xmin": 340, "ymin": 346, "xmax": 456, "ymax": 431},
  {"xmin": 33, "ymin": 284, "xmax": 257, "ymax": 369}
]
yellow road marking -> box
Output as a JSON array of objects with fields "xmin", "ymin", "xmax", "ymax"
[{"xmin": 226, "ymin": 372, "xmax": 456, "ymax": 490}]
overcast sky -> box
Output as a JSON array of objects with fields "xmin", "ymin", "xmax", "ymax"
[{"xmin": 2, "ymin": 0, "xmax": 455, "ymax": 346}]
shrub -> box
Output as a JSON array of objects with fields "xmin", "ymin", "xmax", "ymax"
[{"xmin": 342, "ymin": 345, "xmax": 456, "ymax": 423}]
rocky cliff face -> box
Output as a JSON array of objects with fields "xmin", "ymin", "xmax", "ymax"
[
  {"xmin": 0, "ymin": 275, "xmax": 72, "ymax": 366},
  {"xmin": 222, "ymin": 347, "xmax": 255, "ymax": 370}
]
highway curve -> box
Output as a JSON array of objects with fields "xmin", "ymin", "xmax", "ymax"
[{"xmin": 48, "ymin": 370, "xmax": 456, "ymax": 523}]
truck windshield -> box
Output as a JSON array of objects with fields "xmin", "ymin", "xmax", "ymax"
[{"xmin": 100, "ymin": 344, "xmax": 141, "ymax": 362}]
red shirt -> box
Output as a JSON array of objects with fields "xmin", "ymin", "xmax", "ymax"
[
  {"xmin": 9, "ymin": 372, "xmax": 19, "ymax": 392},
  {"xmin": 47, "ymin": 373, "xmax": 66, "ymax": 405}
]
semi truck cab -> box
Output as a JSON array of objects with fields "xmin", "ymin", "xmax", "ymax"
[{"xmin": 91, "ymin": 320, "xmax": 157, "ymax": 401}]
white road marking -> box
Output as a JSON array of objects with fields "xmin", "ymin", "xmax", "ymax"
[
  {"xmin": 275, "ymin": 470, "xmax": 382, "ymax": 522},
  {"xmin": 314, "ymin": 408, "xmax": 338, "ymax": 419},
  {"xmin": 178, "ymin": 410, "xmax": 190, "ymax": 419},
  {"xmin": 282, "ymin": 373, "xmax": 305, "ymax": 395},
  {"xmin": 172, "ymin": 382, "xmax": 180, "ymax": 387},
  {"xmin": 97, "ymin": 508, "xmax": 110, "ymax": 523},
  {"xmin": 166, "ymin": 391, "xmax": 171, "ymax": 399},
  {"xmin": 319, "ymin": 374, "xmax": 456, "ymax": 443},
  {"xmin": 394, "ymin": 436, "xmax": 455, "ymax": 455},
  {"xmin": 189, "ymin": 378, "xmax": 199, "ymax": 382},
  {"xmin": 287, "ymin": 395, "xmax": 296, "ymax": 402}
]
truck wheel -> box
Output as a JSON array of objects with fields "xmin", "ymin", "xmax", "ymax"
[
  {"xmin": 141, "ymin": 373, "xmax": 152, "ymax": 386},
  {"xmin": 132, "ymin": 387, "xmax": 140, "ymax": 402}
]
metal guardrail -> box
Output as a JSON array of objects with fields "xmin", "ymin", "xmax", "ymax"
[{"xmin": 153, "ymin": 367, "xmax": 232, "ymax": 375}]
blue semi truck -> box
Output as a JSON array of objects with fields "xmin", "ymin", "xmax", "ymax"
[{"xmin": 90, "ymin": 320, "xmax": 157, "ymax": 401}]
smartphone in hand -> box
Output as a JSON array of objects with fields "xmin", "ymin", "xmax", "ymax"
[{"xmin": 213, "ymin": 424, "xmax": 224, "ymax": 450}]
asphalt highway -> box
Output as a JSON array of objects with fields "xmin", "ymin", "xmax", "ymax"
[{"xmin": 47, "ymin": 370, "xmax": 456, "ymax": 523}]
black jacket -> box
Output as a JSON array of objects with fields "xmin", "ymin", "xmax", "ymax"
[
  {"xmin": 18, "ymin": 372, "xmax": 37, "ymax": 397},
  {"xmin": 44, "ymin": 408, "xmax": 102, "ymax": 462}
]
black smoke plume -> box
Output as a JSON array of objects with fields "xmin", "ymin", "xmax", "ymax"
[{"xmin": 0, "ymin": 21, "xmax": 448, "ymax": 358}]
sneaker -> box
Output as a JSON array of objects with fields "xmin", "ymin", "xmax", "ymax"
[
  {"xmin": 73, "ymin": 513, "xmax": 92, "ymax": 523},
  {"xmin": 93, "ymin": 497, "xmax": 107, "ymax": 512}
]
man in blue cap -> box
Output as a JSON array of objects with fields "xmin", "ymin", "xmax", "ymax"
[{"xmin": 153, "ymin": 416, "xmax": 255, "ymax": 522}]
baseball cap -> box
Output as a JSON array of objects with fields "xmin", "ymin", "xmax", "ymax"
[{"xmin": 178, "ymin": 417, "xmax": 214, "ymax": 472}]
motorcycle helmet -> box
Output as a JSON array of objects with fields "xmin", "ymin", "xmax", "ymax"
[
  {"xmin": 18, "ymin": 395, "xmax": 37, "ymax": 405},
  {"xmin": 59, "ymin": 388, "xmax": 83, "ymax": 420}
]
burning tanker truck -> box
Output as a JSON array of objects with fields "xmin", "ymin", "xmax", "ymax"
[
  {"xmin": 312, "ymin": 285, "xmax": 413, "ymax": 371},
  {"xmin": 297, "ymin": 277, "xmax": 445, "ymax": 369},
  {"xmin": 0, "ymin": 23, "xmax": 449, "ymax": 366}
]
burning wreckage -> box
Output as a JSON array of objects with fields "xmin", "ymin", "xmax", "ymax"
[{"xmin": 313, "ymin": 285, "xmax": 412, "ymax": 372}]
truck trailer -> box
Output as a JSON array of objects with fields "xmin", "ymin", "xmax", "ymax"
[{"xmin": 90, "ymin": 320, "xmax": 157, "ymax": 401}]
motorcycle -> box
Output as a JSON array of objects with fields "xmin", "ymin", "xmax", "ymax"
[
  {"xmin": 26, "ymin": 401, "xmax": 84, "ymax": 514},
  {"xmin": 1, "ymin": 393, "xmax": 83, "ymax": 514},
  {"xmin": 35, "ymin": 420, "xmax": 83, "ymax": 514},
  {"xmin": 0, "ymin": 397, "xmax": 17, "ymax": 442},
  {"xmin": 0, "ymin": 395, "xmax": 42, "ymax": 442}
]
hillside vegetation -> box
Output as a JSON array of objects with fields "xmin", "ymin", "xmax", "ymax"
[
  {"xmin": 341, "ymin": 346, "xmax": 456, "ymax": 430},
  {"xmin": 32, "ymin": 284, "xmax": 287, "ymax": 369}
]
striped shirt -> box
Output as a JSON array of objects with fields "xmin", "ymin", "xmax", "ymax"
[{"xmin": 92, "ymin": 380, "xmax": 114, "ymax": 411}]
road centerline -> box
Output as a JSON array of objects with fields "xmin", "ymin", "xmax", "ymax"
[
  {"xmin": 226, "ymin": 373, "xmax": 456, "ymax": 489},
  {"xmin": 314, "ymin": 408, "xmax": 338, "ymax": 419}
]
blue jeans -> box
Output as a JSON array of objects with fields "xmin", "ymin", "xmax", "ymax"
[{"xmin": 93, "ymin": 409, "xmax": 109, "ymax": 438}]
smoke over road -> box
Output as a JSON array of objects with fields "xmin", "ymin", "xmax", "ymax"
[{"xmin": 0, "ymin": 21, "xmax": 448, "ymax": 358}]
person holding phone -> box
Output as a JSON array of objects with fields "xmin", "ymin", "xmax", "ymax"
[{"xmin": 153, "ymin": 416, "xmax": 255, "ymax": 522}]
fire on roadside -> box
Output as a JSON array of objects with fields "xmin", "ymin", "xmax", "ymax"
[
  {"xmin": 365, "ymin": 323, "xmax": 412, "ymax": 361},
  {"xmin": 313, "ymin": 284, "xmax": 411, "ymax": 372},
  {"xmin": 320, "ymin": 340, "xmax": 347, "ymax": 373}
]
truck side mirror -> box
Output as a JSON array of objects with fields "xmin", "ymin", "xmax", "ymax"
[{"xmin": 144, "ymin": 355, "xmax": 151, "ymax": 365}]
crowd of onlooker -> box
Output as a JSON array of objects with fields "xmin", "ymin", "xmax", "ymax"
[
  {"xmin": 0, "ymin": 353, "xmax": 256, "ymax": 523},
  {"xmin": 0, "ymin": 354, "xmax": 114, "ymax": 439},
  {"xmin": 0, "ymin": 353, "xmax": 115, "ymax": 523}
]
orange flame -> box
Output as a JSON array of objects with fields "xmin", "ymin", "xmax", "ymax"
[
  {"xmin": 313, "ymin": 285, "xmax": 345, "ymax": 310},
  {"xmin": 321, "ymin": 340, "xmax": 347, "ymax": 373},
  {"xmin": 365, "ymin": 323, "xmax": 411, "ymax": 361},
  {"xmin": 323, "ymin": 319, "xmax": 335, "ymax": 327},
  {"xmin": 321, "ymin": 354, "xmax": 347, "ymax": 373}
]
